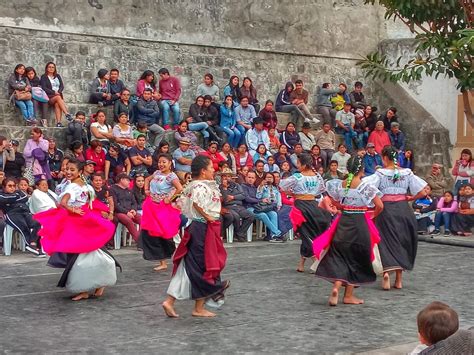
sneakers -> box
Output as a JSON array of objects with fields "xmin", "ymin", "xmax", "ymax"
[
  {"xmin": 163, "ymin": 125, "xmax": 171, "ymax": 130},
  {"xmin": 444, "ymin": 230, "xmax": 451, "ymax": 237},
  {"xmin": 430, "ymin": 230, "xmax": 441, "ymax": 236},
  {"xmin": 65, "ymin": 113, "xmax": 73, "ymax": 121},
  {"xmin": 56, "ymin": 122, "xmax": 64, "ymax": 127},
  {"xmin": 25, "ymin": 245, "xmax": 40, "ymax": 255},
  {"xmin": 304, "ymin": 118, "xmax": 312, "ymax": 123},
  {"xmin": 37, "ymin": 251, "xmax": 47, "ymax": 258},
  {"xmin": 25, "ymin": 119, "xmax": 38, "ymax": 126},
  {"xmin": 312, "ymin": 116, "xmax": 320, "ymax": 124},
  {"xmin": 205, "ymin": 298, "xmax": 225, "ymax": 309},
  {"xmin": 269, "ymin": 237, "xmax": 284, "ymax": 243},
  {"xmin": 97, "ymin": 102, "xmax": 104, "ymax": 107}
]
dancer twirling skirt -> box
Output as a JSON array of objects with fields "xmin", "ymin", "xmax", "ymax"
[
  {"xmin": 162, "ymin": 155, "xmax": 229, "ymax": 318},
  {"xmin": 364, "ymin": 146, "xmax": 427, "ymax": 290},
  {"xmin": 34, "ymin": 158, "xmax": 119, "ymax": 301},
  {"xmin": 141, "ymin": 154, "xmax": 183, "ymax": 271},
  {"xmin": 279, "ymin": 153, "xmax": 331, "ymax": 272},
  {"xmin": 313, "ymin": 156, "xmax": 384, "ymax": 306}
]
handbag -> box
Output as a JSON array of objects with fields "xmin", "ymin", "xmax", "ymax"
[
  {"xmin": 31, "ymin": 87, "xmax": 49, "ymax": 103},
  {"xmin": 14, "ymin": 90, "xmax": 32, "ymax": 101},
  {"xmin": 253, "ymin": 201, "xmax": 277, "ymax": 214},
  {"xmin": 23, "ymin": 166, "xmax": 35, "ymax": 186}
]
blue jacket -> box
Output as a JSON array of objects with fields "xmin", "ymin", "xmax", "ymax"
[
  {"xmin": 246, "ymin": 128, "xmax": 270, "ymax": 154},
  {"xmin": 136, "ymin": 98, "xmax": 160, "ymax": 125},
  {"xmin": 220, "ymin": 105, "xmax": 236, "ymax": 128},
  {"xmin": 275, "ymin": 82, "xmax": 294, "ymax": 111},
  {"xmin": 363, "ymin": 152, "xmax": 382, "ymax": 176},
  {"xmin": 389, "ymin": 130, "xmax": 406, "ymax": 152},
  {"xmin": 242, "ymin": 183, "xmax": 259, "ymax": 209}
]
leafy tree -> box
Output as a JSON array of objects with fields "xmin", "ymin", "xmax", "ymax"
[{"xmin": 358, "ymin": 0, "xmax": 473, "ymax": 125}]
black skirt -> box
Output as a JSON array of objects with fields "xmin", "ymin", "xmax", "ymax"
[
  {"xmin": 140, "ymin": 229, "xmax": 176, "ymax": 261},
  {"xmin": 294, "ymin": 200, "xmax": 332, "ymax": 258},
  {"xmin": 451, "ymin": 213, "xmax": 474, "ymax": 233},
  {"xmin": 375, "ymin": 201, "xmax": 417, "ymax": 271},
  {"xmin": 316, "ymin": 213, "xmax": 376, "ymax": 286},
  {"xmin": 185, "ymin": 221, "xmax": 227, "ymax": 300}
]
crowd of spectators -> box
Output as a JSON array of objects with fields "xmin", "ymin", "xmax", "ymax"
[{"xmin": 2, "ymin": 62, "xmax": 473, "ymax": 254}]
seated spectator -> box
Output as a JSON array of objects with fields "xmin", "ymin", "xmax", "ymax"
[
  {"xmin": 202, "ymin": 95, "xmax": 224, "ymax": 143},
  {"xmin": 8, "ymin": 64, "xmax": 36, "ymax": 125},
  {"xmin": 200, "ymin": 141, "xmax": 225, "ymax": 172},
  {"xmin": 332, "ymin": 143, "xmax": 351, "ymax": 175},
  {"xmin": 243, "ymin": 170, "xmax": 283, "ymax": 242},
  {"xmin": 240, "ymin": 76, "xmax": 260, "ymax": 114},
  {"xmin": 90, "ymin": 109, "xmax": 113, "ymax": 147},
  {"xmin": 451, "ymin": 148, "xmax": 473, "ymax": 194},
  {"xmin": 380, "ymin": 107, "xmax": 398, "ymax": 131},
  {"xmin": 246, "ymin": 116, "xmax": 270, "ymax": 156},
  {"xmin": 264, "ymin": 156, "xmax": 280, "ymax": 173},
  {"xmin": 349, "ymin": 81, "xmax": 367, "ymax": 109},
  {"xmin": 223, "ymin": 75, "xmax": 241, "ymax": 108},
  {"xmin": 353, "ymin": 108, "xmax": 369, "ymax": 149},
  {"xmin": 411, "ymin": 302, "xmax": 459, "ymax": 354},
  {"xmin": 185, "ymin": 99, "xmax": 210, "ymax": 148},
  {"xmin": 236, "ymin": 165, "xmax": 249, "ymax": 184},
  {"xmin": 196, "ymin": 73, "xmax": 220, "ymax": 102},
  {"xmin": 158, "ymin": 68, "xmax": 182, "ymax": 130},
  {"xmin": 219, "ymin": 142, "xmax": 237, "ymax": 174},
  {"xmin": 254, "ymin": 160, "xmax": 266, "ymax": 186},
  {"xmin": 18, "ymin": 177, "xmax": 33, "ymax": 196},
  {"xmin": 314, "ymin": 122, "xmax": 336, "ymax": 168},
  {"xmin": 451, "ymin": 184, "xmax": 474, "ymax": 236},
  {"xmin": 188, "ymin": 95, "xmax": 206, "ymax": 123},
  {"xmin": 430, "ymin": 191, "xmax": 457, "ymax": 237},
  {"xmin": 299, "ymin": 122, "xmax": 316, "ymax": 152},
  {"xmin": 290, "ymin": 79, "xmax": 317, "ymax": 124},
  {"xmin": 322, "ymin": 160, "xmax": 344, "ymax": 181},
  {"xmin": 335, "ymin": 102, "xmax": 357, "ymax": 152},
  {"xmin": 89, "ymin": 69, "xmax": 112, "ymax": 106},
  {"xmin": 150, "ymin": 140, "xmax": 170, "ymax": 175},
  {"xmin": 268, "ymin": 127, "xmax": 280, "ymax": 155},
  {"xmin": 23, "ymin": 127, "xmax": 50, "ymax": 184},
  {"xmin": 82, "ymin": 160, "xmax": 96, "ymax": 184},
  {"xmin": 280, "ymin": 122, "xmax": 300, "ymax": 154},
  {"xmin": 0, "ymin": 137, "xmax": 15, "ymax": 173},
  {"xmin": 363, "ymin": 142, "xmax": 382, "ymax": 176},
  {"xmin": 220, "ymin": 95, "xmax": 241, "ymax": 149},
  {"xmin": 175, "ymin": 120, "xmax": 205, "ymax": 155},
  {"xmin": 39, "ymin": 62, "xmax": 72, "ymax": 127},
  {"xmin": 46, "ymin": 138, "xmax": 63, "ymax": 188},
  {"xmin": 129, "ymin": 134, "xmax": 152, "ymax": 177},
  {"xmin": 114, "ymin": 88, "xmax": 134, "ymax": 123},
  {"xmin": 368, "ymin": 120, "xmax": 391, "ymax": 154},
  {"xmin": 136, "ymin": 70, "xmax": 161, "ymax": 100},
  {"xmin": 108, "ymin": 68, "xmax": 125, "ymax": 104},
  {"xmin": 105, "ymin": 143, "xmax": 131, "ymax": 185},
  {"xmin": 258, "ymin": 100, "xmax": 278, "ymax": 130},
  {"xmin": 389, "ymin": 122, "xmax": 406, "ymax": 152},
  {"xmin": 364, "ymin": 105, "xmax": 378, "ymax": 132},
  {"xmin": 280, "ymin": 161, "xmax": 291, "ymax": 177},
  {"xmin": 64, "ymin": 141, "xmax": 86, "ymax": 162},
  {"xmin": 4, "ymin": 139, "xmax": 25, "ymax": 179},
  {"xmin": 315, "ymin": 83, "xmax": 340, "ymax": 126},
  {"xmin": 112, "ymin": 112, "xmax": 135, "ymax": 148},
  {"xmin": 66, "ymin": 111, "xmax": 88, "ymax": 147},
  {"xmin": 172, "ymin": 138, "xmax": 195, "ymax": 180},
  {"xmin": 413, "ymin": 185, "xmax": 437, "ymax": 234},
  {"xmin": 29, "ymin": 178, "xmax": 58, "ymax": 214},
  {"xmin": 330, "ymin": 83, "xmax": 350, "ymax": 111},
  {"xmin": 85, "ymin": 140, "xmax": 106, "ymax": 173},
  {"xmin": 290, "ymin": 143, "xmax": 304, "ymax": 171},
  {"xmin": 310, "ymin": 144, "xmax": 324, "ymax": 171},
  {"xmin": 91, "ymin": 173, "xmax": 114, "ymax": 220},
  {"xmin": 110, "ymin": 173, "xmax": 141, "ymax": 243},
  {"xmin": 275, "ymin": 81, "xmax": 305, "ymax": 124},
  {"xmin": 219, "ymin": 168, "xmax": 255, "ymax": 242},
  {"xmin": 25, "ymin": 66, "xmax": 48, "ymax": 127},
  {"xmin": 253, "ymin": 143, "xmax": 272, "ymax": 164},
  {"xmin": 235, "ymin": 143, "xmax": 253, "ymax": 172},
  {"xmin": 132, "ymin": 174, "xmax": 146, "ymax": 212},
  {"xmin": 235, "ymin": 96, "xmax": 256, "ymax": 135},
  {"xmin": 398, "ymin": 149, "xmax": 415, "ymax": 170},
  {"xmin": 425, "ymin": 163, "xmax": 448, "ymax": 199},
  {"xmin": 136, "ymin": 88, "xmax": 165, "ymax": 146},
  {"xmin": 273, "ymin": 144, "xmax": 291, "ymax": 167}
]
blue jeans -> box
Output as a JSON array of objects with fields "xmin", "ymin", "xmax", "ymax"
[
  {"xmin": 336, "ymin": 126, "xmax": 357, "ymax": 151},
  {"xmin": 434, "ymin": 211, "xmax": 452, "ymax": 232},
  {"xmin": 15, "ymin": 100, "xmax": 35, "ymax": 120},
  {"xmin": 159, "ymin": 100, "xmax": 181, "ymax": 126},
  {"xmin": 355, "ymin": 131, "xmax": 369, "ymax": 149},
  {"xmin": 221, "ymin": 127, "xmax": 241, "ymax": 148},
  {"xmin": 247, "ymin": 207, "xmax": 281, "ymax": 236},
  {"xmin": 236, "ymin": 124, "xmax": 247, "ymax": 145},
  {"xmin": 188, "ymin": 122, "xmax": 209, "ymax": 138}
]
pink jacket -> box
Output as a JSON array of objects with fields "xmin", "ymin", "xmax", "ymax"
[
  {"xmin": 436, "ymin": 198, "xmax": 458, "ymax": 213},
  {"xmin": 136, "ymin": 79, "xmax": 156, "ymax": 98},
  {"xmin": 368, "ymin": 130, "xmax": 391, "ymax": 154}
]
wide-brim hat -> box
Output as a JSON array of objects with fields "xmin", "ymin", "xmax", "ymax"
[{"xmin": 218, "ymin": 168, "xmax": 237, "ymax": 177}]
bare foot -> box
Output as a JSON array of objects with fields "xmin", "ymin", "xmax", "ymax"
[
  {"xmin": 153, "ymin": 264, "xmax": 168, "ymax": 272},
  {"xmin": 71, "ymin": 292, "xmax": 89, "ymax": 301},
  {"xmin": 382, "ymin": 273, "xmax": 390, "ymax": 291},
  {"xmin": 192, "ymin": 309, "xmax": 216, "ymax": 317},
  {"xmin": 343, "ymin": 296, "xmax": 365, "ymax": 305},
  {"xmin": 94, "ymin": 287, "xmax": 105, "ymax": 297},
  {"xmin": 328, "ymin": 288, "xmax": 339, "ymax": 306},
  {"xmin": 296, "ymin": 260, "xmax": 304, "ymax": 273},
  {"xmin": 393, "ymin": 281, "xmax": 402, "ymax": 289},
  {"xmin": 162, "ymin": 301, "xmax": 179, "ymax": 318}
]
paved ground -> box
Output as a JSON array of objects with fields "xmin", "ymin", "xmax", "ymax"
[{"xmin": 0, "ymin": 241, "xmax": 472, "ymax": 354}]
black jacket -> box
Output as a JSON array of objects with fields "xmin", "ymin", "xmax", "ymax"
[
  {"xmin": 40, "ymin": 74, "xmax": 65, "ymax": 98},
  {"xmin": 110, "ymin": 185, "xmax": 138, "ymax": 214},
  {"xmin": 220, "ymin": 182, "xmax": 245, "ymax": 207},
  {"xmin": 4, "ymin": 152, "xmax": 25, "ymax": 178},
  {"xmin": 242, "ymin": 183, "xmax": 259, "ymax": 208},
  {"xmin": 0, "ymin": 191, "xmax": 30, "ymax": 214}
]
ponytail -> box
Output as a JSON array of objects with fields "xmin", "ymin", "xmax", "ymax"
[{"xmin": 344, "ymin": 155, "xmax": 363, "ymax": 195}]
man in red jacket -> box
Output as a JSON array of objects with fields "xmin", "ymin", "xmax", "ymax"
[{"xmin": 158, "ymin": 68, "xmax": 182, "ymax": 130}]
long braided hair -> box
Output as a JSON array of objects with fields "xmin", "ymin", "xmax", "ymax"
[
  {"xmin": 344, "ymin": 155, "xmax": 364, "ymax": 195},
  {"xmin": 381, "ymin": 145, "xmax": 400, "ymax": 182}
]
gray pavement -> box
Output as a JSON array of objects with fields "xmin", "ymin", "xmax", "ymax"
[{"xmin": 0, "ymin": 241, "xmax": 473, "ymax": 354}]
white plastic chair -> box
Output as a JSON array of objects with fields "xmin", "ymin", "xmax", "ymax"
[
  {"xmin": 226, "ymin": 224, "xmax": 234, "ymax": 243},
  {"xmin": 288, "ymin": 228, "xmax": 294, "ymax": 241},
  {"xmin": 3, "ymin": 224, "xmax": 26, "ymax": 256}
]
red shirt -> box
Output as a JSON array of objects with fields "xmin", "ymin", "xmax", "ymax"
[
  {"xmin": 368, "ymin": 130, "xmax": 391, "ymax": 155},
  {"xmin": 86, "ymin": 148, "xmax": 106, "ymax": 172},
  {"xmin": 200, "ymin": 150, "xmax": 225, "ymax": 172},
  {"xmin": 159, "ymin": 76, "xmax": 181, "ymax": 101}
]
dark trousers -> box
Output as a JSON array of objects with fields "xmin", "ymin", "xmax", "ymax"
[
  {"xmin": 5, "ymin": 212, "xmax": 41, "ymax": 246},
  {"xmin": 89, "ymin": 93, "xmax": 114, "ymax": 106},
  {"xmin": 222, "ymin": 205, "xmax": 255, "ymax": 239}
]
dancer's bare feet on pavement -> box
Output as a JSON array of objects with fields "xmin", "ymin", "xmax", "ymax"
[
  {"xmin": 382, "ymin": 272, "xmax": 390, "ymax": 290},
  {"xmin": 192, "ymin": 309, "xmax": 216, "ymax": 317},
  {"xmin": 94, "ymin": 287, "xmax": 105, "ymax": 297},
  {"xmin": 72, "ymin": 292, "xmax": 89, "ymax": 301},
  {"xmin": 329, "ymin": 287, "xmax": 339, "ymax": 306},
  {"xmin": 162, "ymin": 301, "xmax": 179, "ymax": 318},
  {"xmin": 296, "ymin": 257, "xmax": 305, "ymax": 272},
  {"xmin": 343, "ymin": 296, "xmax": 364, "ymax": 304}
]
